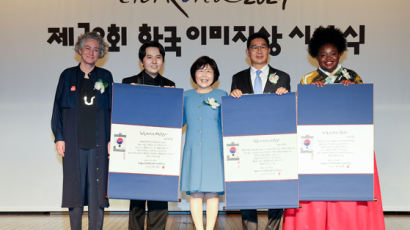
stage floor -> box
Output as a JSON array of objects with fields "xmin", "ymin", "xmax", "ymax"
[{"xmin": 0, "ymin": 212, "xmax": 408, "ymax": 230}]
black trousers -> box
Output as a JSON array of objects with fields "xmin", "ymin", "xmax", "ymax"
[
  {"xmin": 241, "ymin": 209, "xmax": 283, "ymax": 230},
  {"xmin": 69, "ymin": 149, "xmax": 104, "ymax": 230},
  {"xmin": 128, "ymin": 200, "xmax": 168, "ymax": 230}
]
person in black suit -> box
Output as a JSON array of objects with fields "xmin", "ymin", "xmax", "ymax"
[
  {"xmin": 230, "ymin": 32, "xmax": 291, "ymax": 230},
  {"xmin": 122, "ymin": 41, "xmax": 175, "ymax": 230}
]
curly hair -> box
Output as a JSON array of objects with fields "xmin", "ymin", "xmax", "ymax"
[
  {"xmin": 308, "ymin": 26, "xmax": 347, "ymax": 58},
  {"xmin": 74, "ymin": 32, "xmax": 107, "ymax": 58}
]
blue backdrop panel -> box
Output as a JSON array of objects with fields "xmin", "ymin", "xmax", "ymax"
[
  {"xmin": 298, "ymin": 84, "xmax": 374, "ymax": 201},
  {"xmin": 109, "ymin": 83, "xmax": 183, "ymax": 201},
  {"xmin": 111, "ymin": 83, "xmax": 183, "ymax": 128},
  {"xmin": 108, "ymin": 173, "xmax": 179, "ymax": 201},
  {"xmin": 299, "ymin": 174, "xmax": 373, "ymax": 201},
  {"xmin": 222, "ymin": 93, "xmax": 298, "ymax": 209},
  {"xmin": 297, "ymin": 84, "xmax": 373, "ymax": 125},
  {"xmin": 225, "ymin": 181, "xmax": 299, "ymax": 210},
  {"xmin": 222, "ymin": 93, "xmax": 297, "ymax": 136}
]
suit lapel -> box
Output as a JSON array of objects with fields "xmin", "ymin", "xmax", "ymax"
[
  {"xmin": 245, "ymin": 68, "xmax": 254, "ymax": 94},
  {"xmin": 263, "ymin": 66, "xmax": 276, "ymax": 93}
]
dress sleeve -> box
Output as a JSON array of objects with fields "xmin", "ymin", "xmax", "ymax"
[
  {"xmin": 107, "ymin": 71, "xmax": 114, "ymax": 109},
  {"xmin": 353, "ymin": 73, "xmax": 363, "ymax": 84},
  {"xmin": 106, "ymin": 71, "xmax": 114, "ymax": 142},
  {"xmin": 51, "ymin": 72, "xmax": 65, "ymax": 143},
  {"xmin": 300, "ymin": 71, "xmax": 315, "ymax": 85}
]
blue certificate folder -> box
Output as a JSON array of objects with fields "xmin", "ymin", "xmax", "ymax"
[
  {"xmin": 108, "ymin": 83, "xmax": 183, "ymax": 201},
  {"xmin": 222, "ymin": 93, "xmax": 299, "ymax": 209},
  {"xmin": 298, "ymin": 84, "xmax": 374, "ymax": 201}
]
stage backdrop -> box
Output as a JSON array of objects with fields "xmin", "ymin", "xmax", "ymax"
[{"xmin": 0, "ymin": 0, "xmax": 409, "ymax": 211}]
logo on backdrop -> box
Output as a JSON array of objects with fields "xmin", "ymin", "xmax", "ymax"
[{"xmin": 119, "ymin": 0, "xmax": 289, "ymax": 18}]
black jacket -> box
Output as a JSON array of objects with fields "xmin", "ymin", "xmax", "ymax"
[
  {"xmin": 51, "ymin": 65, "xmax": 112, "ymax": 208},
  {"xmin": 122, "ymin": 71, "xmax": 175, "ymax": 87},
  {"xmin": 231, "ymin": 65, "xmax": 290, "ymax": 94}
]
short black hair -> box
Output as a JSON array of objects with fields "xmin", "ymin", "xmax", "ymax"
[
  {"xmin": 190, "ymin": 56, "xmax": 220, "ymax": 85},
  {"xmin": 138, "ymin": 41, "xmax": 166, "ymax": 62},
  {"xmin": 308, "ymin": 26, "xmax": 347, "ymax": 58},
  {"xmin": 246, "ymin": 32, "xmax": 270, "ymax": 48}
]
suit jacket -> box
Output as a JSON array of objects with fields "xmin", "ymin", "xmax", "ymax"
[
  {"xmin": 122, "ymin": 70, "xmax": 175, "ymax": 87},
  {"xmin": 231, "ymin": 65, "xmax": 290, "ymax": 93}
]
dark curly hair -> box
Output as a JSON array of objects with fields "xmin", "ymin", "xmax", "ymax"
[{"xmin": 308, "ymin": 26, "xmax": 347, "ymax": 58}]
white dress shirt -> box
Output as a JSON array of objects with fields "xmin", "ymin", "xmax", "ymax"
[{"xmin": 250, "ymin": 65, "xmax": 269, "ymax": 94}]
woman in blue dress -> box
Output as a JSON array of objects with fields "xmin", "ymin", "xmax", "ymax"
[{"xmin": 180, "ymin": 56, "xmax": 227, "ymax": 230}]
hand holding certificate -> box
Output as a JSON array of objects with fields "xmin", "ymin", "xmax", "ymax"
[
  {"xmin": 108, "ymin": 84, "xmax": 183, "ymax": 201},
  {"xmin": 222, "ymin": 93, "xmax": 299, "ymax": 210},
  {"xmin": 297, "ymin": 84, "xmax": 374, "ymax": 201}
]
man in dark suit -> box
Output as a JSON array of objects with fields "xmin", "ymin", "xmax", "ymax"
[
  {"xmin": 230, "ymin": 32, "xmax": 291, "ymax": 230},
  {"xmin": 122, "ymin": 41, "xmax": 175, "ymax": 230}
]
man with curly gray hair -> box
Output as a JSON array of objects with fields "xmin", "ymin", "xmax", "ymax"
[
  {"xmin": 51, "ymin": 32, "xmax": 113, "ymax": 230},
  {"xmin": 74, "ymin": 32, "xmax": 107, "ymax": 59}
]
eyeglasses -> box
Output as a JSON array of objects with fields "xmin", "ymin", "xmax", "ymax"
[{"xmin": 249, "ymin": 45, "xmax": 269, "ymax": 51}]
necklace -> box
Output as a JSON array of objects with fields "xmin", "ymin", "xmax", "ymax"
[{"xmin": 83, "ymin": 96, "xmax": 95, "ymax": 106}]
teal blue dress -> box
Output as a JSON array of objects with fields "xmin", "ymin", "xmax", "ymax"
[{"xmin": 180, "ymin": 89, "xmax": 227, "ymax": 194}]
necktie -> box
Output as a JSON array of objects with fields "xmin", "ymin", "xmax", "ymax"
[{"xmin": 254, "ymin": 70, "xmax": 262, "ymax": 94}]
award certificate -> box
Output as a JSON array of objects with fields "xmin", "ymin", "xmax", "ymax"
[
  {"xmin": 222, "ymin": 93, "xmax": 299, "ymax": 209},
  {"xmin": 224, "ymin": 133, "xmax": 297, "ymax": 182},
  {"xmin": 108, "ymin": 83, "xmax": 183, "ymax": 201},
  {"xmin": 297, "ymin": 84, "xmax": 374, "ymax": 201},
  {"xmin": 110, "ymin": 124, "xmax": 182, "ymax": 176},
  {"xmin": 298, "ymin": 124, "xmax": 373, "ymax": 174}
]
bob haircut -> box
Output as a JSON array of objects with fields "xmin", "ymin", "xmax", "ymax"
[
  {"xmin": 190, "ymin": 56, "xmax": 220, "ymax": 85},
  {"xmin": 138, "ymin": 41, "xmax": 166, "ymax": 62},
  {"xmin": 74, "ymin": 32, "xmax": 107, "ymax": 58},
  {"xmin": 308, "ymin": 26, "xmax": 347, "ymax": 58},
  {"xmin": 246, "ymin": 32, "xmax": 270, "ymax": 48}
]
